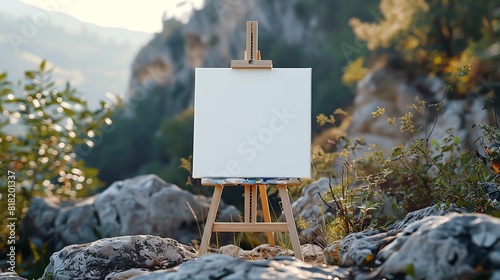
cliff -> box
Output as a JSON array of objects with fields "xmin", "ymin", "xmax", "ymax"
[{"xmin": 127, "ymin": 0, "xmax": 319, "ymax": 117}]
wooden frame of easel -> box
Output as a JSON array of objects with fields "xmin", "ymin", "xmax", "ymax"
[
  {"xmin": 197, "ymin": 21, "xmax": 303, "ymax": 260},
  {"xmin": 198, "ymin": 179, "xmax": 303, "ymax": 260}
]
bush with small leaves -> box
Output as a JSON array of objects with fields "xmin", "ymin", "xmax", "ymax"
[{"xmin": 0, "ymin": 61, "xmax": 122, "ymax": 276}]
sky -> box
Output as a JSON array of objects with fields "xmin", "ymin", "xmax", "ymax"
[{"xmin": 20, "ymin": 0, "xmax": 205, "ymax": 33}]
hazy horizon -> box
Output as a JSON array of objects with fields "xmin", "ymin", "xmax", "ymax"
[{"xmin": 0, "ymin": 0, "xmax": 204, "ymax": 108}]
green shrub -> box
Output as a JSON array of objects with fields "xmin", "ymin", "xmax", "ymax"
[
  {"xmin": 312, "ymin": 71, "xmax": 500, "ymax": 243},
  {"xmin": 0, "ymin": 61, "xmax": 121, "ymax": 276}
]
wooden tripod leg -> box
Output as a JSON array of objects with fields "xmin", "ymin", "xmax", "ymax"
[
  {"xmin": 250, "ymin": 185, "xmax": 257, "ymax": 223},
  {"xmin": 278, "ymin": 185, "xmax": 303, "ymax": 261},
  {"xmin": 258, "ymin": 184, "xmax": 275, "ymax": 246},
  {"xmin": 199, "ymin": 184, "xmax": 224, "ymax": 256}
]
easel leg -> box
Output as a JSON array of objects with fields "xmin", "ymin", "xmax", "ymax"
[
  {"xmin": 250, "ymin": 185, "xmax": 257, "ymax": 223},
  {"xmin": 244, "ymin": 185, "xmax": 258, "ymax": 223},
  {"xmin": 258, "ymin": 184, "xmax": 275, "ymax": 246},
  {"xmin": 244, "ymin": 185, "xmax": 250, "ymax": 223},
  {"xmin": 278, "ymin": 185, "xmax": 303, "ymax": 261},
  {"xmin": 199, "ymin": 184, "xmax": 224, "ymax": 256}
]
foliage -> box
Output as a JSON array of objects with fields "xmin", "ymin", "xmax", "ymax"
[
  {"xmin": 152, "ymin": 108, "xmax": 194, "ymax": 190},
  {"xmin": 311, "ymin": 95, "xmax": 500, "ymax": 244},
  {"xmin": 328, "ymin": 0, "xmax": 500, "ymax": 240},
  {"xmin": 349, "ymin": 0, "xmax": 430, "ymax": 51},
  {"xmin": 0, "ymin": 61, "xmax": 121, "ymax": 198},
  {"xmin": 342, "ymin": 57, "xmax": 369, "ymax": 87},
  {"xmin": 345, "ymin": 0, "xmax": 500, "ymax": 96},
  {"xmin": 81, "ymin": 84, "xmax": 169, "ymax": 186},
  {"xmin": 0, "ymin": 61, "xmax": 121, "ymax": 275},
  {"xmin": 300, "ymin": 0, "xmax": 500, "ymax": 249},
  {"xmin": 368, "ymin": 99, "xmax": 493, "ymax": 213},
  {"xmin": 317, "ymin": 0, "xmax": 500, "ymax": 243}
]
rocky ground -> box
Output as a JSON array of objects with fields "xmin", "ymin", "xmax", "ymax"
[{"xmin": 2, "ymin": 201, "xmax": 500, "ymax": 280}]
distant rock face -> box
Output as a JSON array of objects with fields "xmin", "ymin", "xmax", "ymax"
[
  {"xmin": 22, "ymin": 174, "xmax": 240, "ymax": 251},
  {"xmin": 128, "ymin": 0, "xmax": 312, "ymax": 117},
  {"xmin": 347, "ymin": 60, "xmax": 491, "ymax": 156},
  {"xmin": 40, "ymin": 235, "xmax": 197, "ymax": 280}
]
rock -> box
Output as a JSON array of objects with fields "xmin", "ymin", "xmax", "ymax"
[
  {"xmin": 22, "ymin": 174, "xmax": 240, "ymax": 251},
  {"xmin": 324, "ymin": 204, "xmax": 467, "ymax": 266},
  {"xmin": 301, "ymin": 243, "xmax": 326, "ymax": 264},
  {"xmin": 347, "ymin": 58, "xmax": 491, "ymax": 158},
  {"xmin": 482, "ymin": 182, "xmax": 500, "ymax": 203},
  {"xmin": 128, "ymin": 0, "xmax": 313, "ymax": 117},
  {"xmin": 40, "ymin": 235, "xmax": 197, "ymax": 280},
  {"xmin": 20, "ymin": 196, "xmax": 98, "ymax": 252},
  {"xmin": 370, "ymin": 214, "xmax": 500, "ymax": 279},
  {"xmin": 386, "ymin": 203, "xmax": 466, "ymax": 231},
  {"xmin": 0, "ymin": 272, "xmax": 27, "ymax": 280},
  {"xmin": 291, "ymin": 177, "xmax": 340, "ymax": 245},
  {"xmin": 325, "ymin": 210, "xmax": 500, "ymax": 279},
  {"xmin": 37, "ymin": 208, "xmax": 500, "ymax": 279},
  {"xmin": 105, "ymin": 268, "xmax": 150, "ymax": 280},
  {"xmin": 129, "ymin": 254, "xmax": 352, "ymax": 280},
  {"xmin": 349, "ymin": 64, "xmax": 424, "ymax": 153},
  {"xmin": 217, "ymin": 243, "xmax": 325, "ymax": 265},
  {"xmin": 324, "ymin": 229, "xmax": 390, "ymax": 266},
  {"xmin": 93, "ymin": 174, "xmax": 239, "ymax": 244}
]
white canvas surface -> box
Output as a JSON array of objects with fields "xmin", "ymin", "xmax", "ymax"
[{"xmin": 192, "ymin": 68, "xmax": 311, "ymax": 178}]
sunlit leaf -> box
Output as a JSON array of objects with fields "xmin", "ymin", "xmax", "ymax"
[
  {"xmin": 25, "ymin": 71, "xmax": 36, "ymax": 79},
  {"xmin": 40, "ymin": 60, "xmax": 46, "ymax": 71}
]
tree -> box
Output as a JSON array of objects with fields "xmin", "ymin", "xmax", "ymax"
[
  {"xmin": 0, "ymin": 61, "xmax": 121, "ymax": 273},
  {"xmin": 80, "ymin": 83, "xmax": 168, "ymax": 186},
  {"xmin": 345, "ymin": 0, "xmax": 500, "ymax": 97}
]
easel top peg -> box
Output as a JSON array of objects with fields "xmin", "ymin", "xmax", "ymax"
[{"xmin": 231, "ymin": 21, "xmax": 273, "ymax": 69}]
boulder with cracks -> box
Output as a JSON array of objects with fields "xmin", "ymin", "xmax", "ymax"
[
  {"xmin": 22, "ymin": 174, "xmax": 240, "ymax": 251},
  {"xmin": 40, "ymin": 235, "xmax": 197, "ymax": 280}
]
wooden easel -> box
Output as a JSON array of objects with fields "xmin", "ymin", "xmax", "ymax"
[
  {"xmin": 198, "ymin": 179, "xmax": 303, "ymax": 260},
  {"xmin": 198, "ymin": 21, "xmax": 303, "ymax": 260}
]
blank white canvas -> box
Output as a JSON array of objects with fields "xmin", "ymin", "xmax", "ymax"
[{"xmin": 192, "ymin": 68, "xmax": 311, "ymax": 178}]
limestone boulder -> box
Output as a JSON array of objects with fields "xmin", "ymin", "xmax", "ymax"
[
  {"xmin": 22, "ymin": 174, "xmax": 240, "ymax": 251},
  {"xmin": 218, "ymin": 243, "xmax": 325, "ymax": 265},
  {"xmin": 93, "ymin": 174, "xmax": 239, "ymax": 243},
  {"xmin": 290, "ymin": 177, "xmax": 340, "ymax": 244},
  {"xmin": 129, "ymin": 254, "xmax": 352, "ymax": 280},
  {"xmin": 324, "ymin": 204, "xmax": 467, "ymax": 266},
  {"xmin": 0, "ymin": 272, "xmax": 27, "ymax": 280},
  {"xmin": 348, "ymin": 61, "xmax": 490, "ymax": 158},
  {"xmin": 386, "ymin": 203, "xmax": 466, "ymax": 231},
  {"xmin": 21, "ymin": 196, "xmax": 99, "ymax": 251},
  {"xmin": 324, "ymin": 209, "xmax": 500, "ymax": 279},
  {"xmin": 40, "ymin": 235, "xmax": 197, "ymax": 280},
  {"xmin": 371, "ymin": 214, "xmax": 500, "ymax": 279}
]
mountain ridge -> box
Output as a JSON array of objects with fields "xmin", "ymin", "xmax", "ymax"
[
  {"xmin": 0, "ymin": 0, "xmax": 156, "ymax": 108},
  {"xmin": 3, "ymin": 0, "xmax": 152, "ymax": 47}
]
